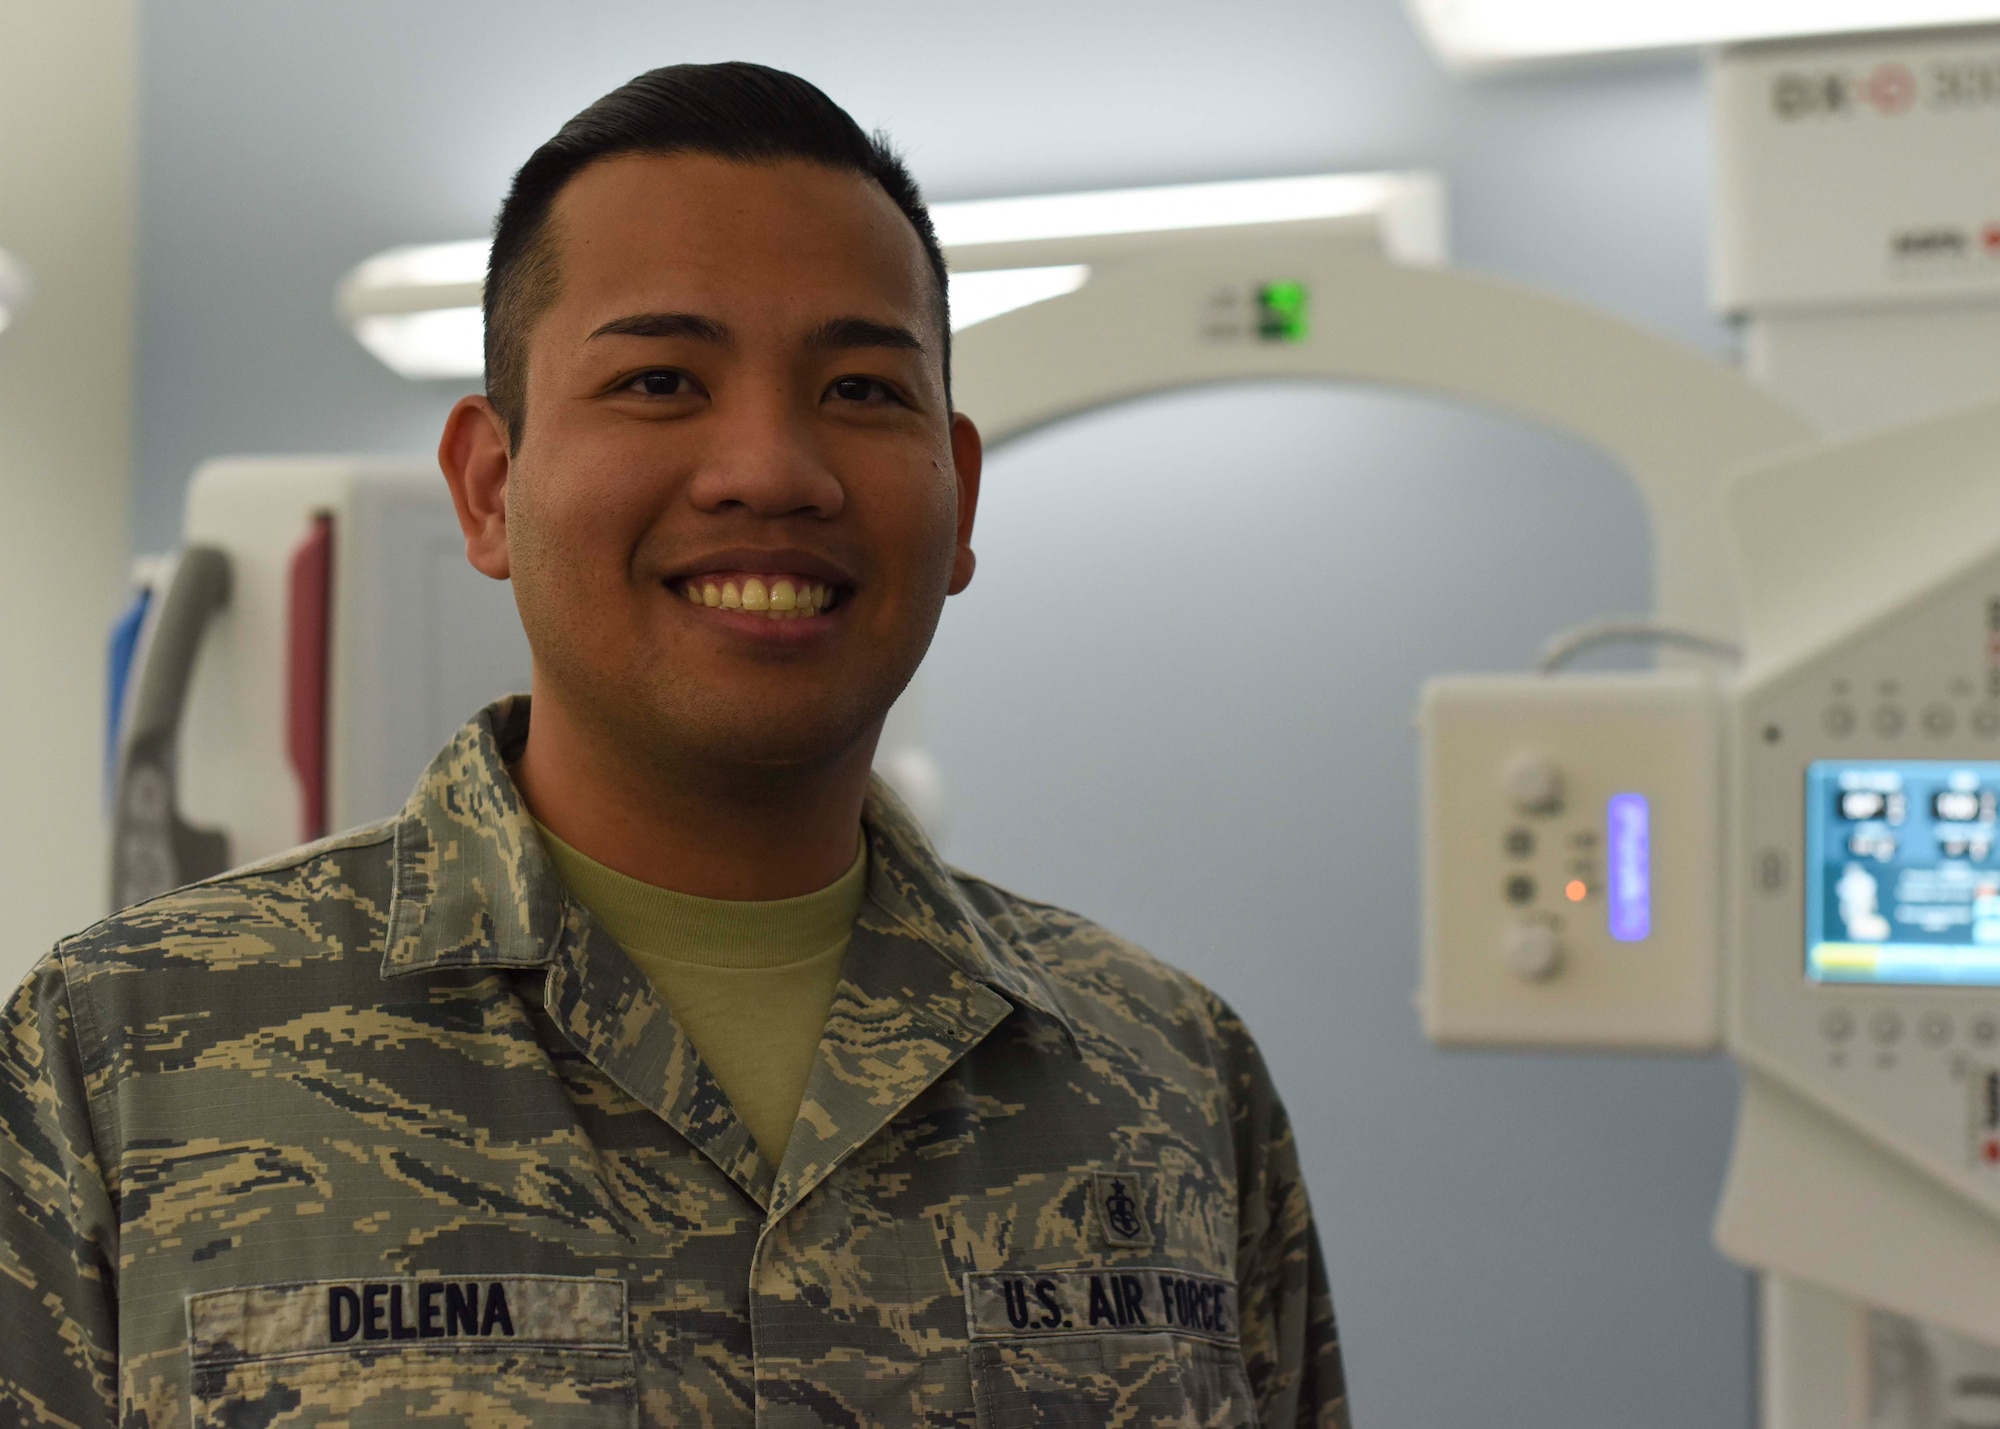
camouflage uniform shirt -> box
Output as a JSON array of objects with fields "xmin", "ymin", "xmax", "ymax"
[{"xmin": 1, "ymin": 698, "xmax": 1349, "ymax": 1427}]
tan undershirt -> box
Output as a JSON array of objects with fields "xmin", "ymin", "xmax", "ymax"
[{"xmin": 535, "ymin": 823, "xmax": 867, "ymax": 1169}]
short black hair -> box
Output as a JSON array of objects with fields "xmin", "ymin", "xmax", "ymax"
[{"xmin": 482, "ymin": 62, "xmax": 950, "ymax": 446}]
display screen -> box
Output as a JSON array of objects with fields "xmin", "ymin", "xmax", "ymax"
[{"xmin": 1806, "ymin": 760, "xmax": 2000, "ymax": 985}]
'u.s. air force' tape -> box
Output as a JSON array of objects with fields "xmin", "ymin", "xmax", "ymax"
[
  {"xmin": 964, "ymin": 1268, "xmax": 1238, "ymax": 1345},
  {"xmin": 187, "ymin": 1276, "xmax": 627, "ymax": 1365}
]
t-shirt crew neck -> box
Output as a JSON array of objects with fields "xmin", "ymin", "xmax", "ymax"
[{"xmin": 534, "ymin": 821, "xmax": 868, "ymax": 1169}]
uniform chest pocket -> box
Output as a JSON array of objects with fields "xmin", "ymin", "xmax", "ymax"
[
  {"xmin": 964, "ymin": 1269, "xmax": 1259, "ymax": 1429},
  {"xmin": 186, "ymin": 1276, "xmax": 635, "ymax": 1428}
]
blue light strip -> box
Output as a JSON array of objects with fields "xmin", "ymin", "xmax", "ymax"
[{"xmin": 1608, "ymin": 792, "xmax": 1651, "ymax": 943}]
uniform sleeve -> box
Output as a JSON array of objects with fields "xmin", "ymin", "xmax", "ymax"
[
  {"xmin": 0, "ymin": 950, "xmax": 119, "ymax": 1427},
  {"xmin": 1207, "ymin": 989, "xmax": 1351, "ymax": 1429}
]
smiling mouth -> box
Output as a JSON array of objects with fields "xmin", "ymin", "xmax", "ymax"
[{"xmin": 677, "ymin": 574, "xmax": 839, "ymax": 621}]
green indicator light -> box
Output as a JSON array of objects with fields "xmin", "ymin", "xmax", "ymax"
[{"xmin": 1256, "ymin": 281, "xmax": 1309, "ymax": 343}]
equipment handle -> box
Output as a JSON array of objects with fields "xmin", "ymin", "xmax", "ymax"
[{"xmin": 110, "ymin": 546, "xmax": 232, "ymax": 911}]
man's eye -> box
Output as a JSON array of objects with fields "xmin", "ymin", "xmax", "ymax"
[
  {"xmin": 828, "ymin": 376, "xmax": 899, "ymax": 406},
  {"xmin": 627, "ymin": 370, "xmax": 697, "ymax": 397}
]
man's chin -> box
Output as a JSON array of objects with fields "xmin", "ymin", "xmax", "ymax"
[{"xmin": 623, "ymin": 701, "xmax": 883, "ymax": 784}]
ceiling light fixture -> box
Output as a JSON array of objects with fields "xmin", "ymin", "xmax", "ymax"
[
  {"xmin": 338, "ymin": 240, "xmax": 485, "ymax": 380},
  {"xmin": 933, "ymin": 172, "xmax": 1438, "ymax": 252},
  {"xmin": 337, "ymin": 171, "xmax": 1441, "ymax": 379},
  {"xmin": 1407, "ymin": 0, "xmax": 2000, "ymax": 67}
]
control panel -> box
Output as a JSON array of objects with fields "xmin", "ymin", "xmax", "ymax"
[
  {"xmin": 1735, "ymin": 546, "xmax": 2000, "ymax": 1215},
  {"xmin": 1419, "ymin": 671, "xmax": 1722, "ymax": 1048}
]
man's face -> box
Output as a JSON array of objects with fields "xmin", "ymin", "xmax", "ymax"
[{"xmin": 480, "ymin": 153, "xmax": 977, "ymax": 777}]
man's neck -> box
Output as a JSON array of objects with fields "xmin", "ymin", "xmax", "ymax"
[{"xmin": 511, "ymin": 686, "xmax": 876, "ymax": 901}]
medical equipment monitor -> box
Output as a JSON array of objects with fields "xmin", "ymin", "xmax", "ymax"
[{"xmin": 1806, "ymin": 759, "xmax": 2000, "ymax": 986}]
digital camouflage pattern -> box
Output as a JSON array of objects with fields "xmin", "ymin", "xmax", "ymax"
[{"xmin": 0, "ymin": 697, "xmax": 1348, "ymax": 1427}]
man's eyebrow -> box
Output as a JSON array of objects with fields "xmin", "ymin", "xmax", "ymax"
[
  {"xmin": 806, "ymin": 316, "xmax": 926, "ymax": 354},
  {"xmin": 587, "ymin": 312, "xmax": 731, "ymax": 343}
]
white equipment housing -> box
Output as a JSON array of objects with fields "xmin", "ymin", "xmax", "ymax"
[
  {"xmin": 1419, "ymin": 672, "xmax": 1722, "ymax": 1048},
  {"xmin": 1414, "ymin": 25, "xmax": 2000, "ymax": 1425},
  {"xmin": 109, "ymin": 460, "xmax": 532, "ymax": 907},
  {"xmin": 1717, "ymin": 405, "xmax": 2000, "ymax": 1422},
  {"xmin": 1417, "ymin": 405, "xmax": 2000, "ymax": 1422},
  {"xmin": 1714, "ymin": 28, "xmax": 2000, "ymax": 438}
]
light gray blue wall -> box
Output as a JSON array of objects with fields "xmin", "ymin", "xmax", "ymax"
[{"xmin": 137, "ymin": 4, "xmax": 1746, "ymax": 1424}]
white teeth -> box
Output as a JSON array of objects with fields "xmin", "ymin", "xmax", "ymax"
[
  {"xmin": 702, "ymin": 582, "xmax": 721, "ymax": 607},
  {"xmin": 741, "ymin": 577, "xmax": 769, "ymax": 611},
  {"xmin": 720, "ymin": 581, "xmax": 742, "ymax": 610},
  {"xmin": 770, "ymin": 579, "xmax": 797, "ymax": 612},
  {"xmin": 682, "ymin": 582, "xmax": 702, "ymax": 604}
]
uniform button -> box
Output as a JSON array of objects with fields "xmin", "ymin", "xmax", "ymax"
[
  {"xmin": 1973, "ymin": 1015, "xmax": 1998, "ymax": 1047},
  {"xmin": 1505, "ymin": 828, "xmax": 1534, "ymax": 858},
  {"xmin": 1873, "ymin": 706, "xmax": 1906, "ymax": 738},
  {"xmin": 1824, "ymin": 705, "xmax": 1856, "ymax": 737},
  {"xmin": 1869, "ymin": 1009, "xmax": 1904, "ymax": 1044},
  {"xmin": 1976, "ymin": 707, "xmax": 2000, "ymax": 739},
  {"xmin": 1821, "ymin": 1008, "xmax": 1855, "ymax": 1042},
  {"xmin": 1919, "ymin": 1011, "xmax": 1952, "ymax": 1047},
  {"xmin": 1924, "ymin": 705, "xmax": 1957, "ymax": 738},
  {"xmin": 1505, "ymin": 875, "xmax": 1536, "ymax": 906}
]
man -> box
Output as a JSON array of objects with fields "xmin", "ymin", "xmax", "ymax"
[{"xmin": 0, "ymin": 63, "xmax": 1348, "ymax": 1427}]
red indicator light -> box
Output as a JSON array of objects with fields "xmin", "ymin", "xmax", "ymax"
[{"xmin": 1565, "ymin": 880, "xmax": 1588, "ymax": 903}]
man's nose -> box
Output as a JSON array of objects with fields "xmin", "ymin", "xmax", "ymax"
[{"xmin": 686, "ymin": 389, "xmax": 844, "ymax": 519}]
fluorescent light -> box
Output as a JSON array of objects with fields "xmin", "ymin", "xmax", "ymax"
[
  {"xmin": 948, "ymin": 265, "xmax": 1089, "ymax": 330},
  {"xmin": 1409, "ymin": 0, "xmax": 2000, "ymax": 66},
  {"xmin": 932, "ymin": 174, "xmax": 1417, "ymax": 249},
  {"xmin": 0, "ymin": 248, "xmax": 31, "ymax": 335},
  {"xmin": 338, "ymin": 170, "xmax": 1433, "ymax": 377},
  {"xmin": 353, "ymin": 307, "xmax": 485, "ymax": 380},
  {"xmin": 337, "ymin": 241, "xmax": 485, "ymax": 379},
  {"xmin": 346, "ymin": 239, "xmax": 486, "ymax": 291}
]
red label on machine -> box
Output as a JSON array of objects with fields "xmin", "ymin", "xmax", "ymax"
[{"xmin": 286, "ymin": 515, "xmax": 334, "ymax": 842}]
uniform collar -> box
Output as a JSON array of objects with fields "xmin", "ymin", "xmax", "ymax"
[
  {"xmin": 382, "ymin": 697, "xmax": 1080, "ymax": 1044},
  {"xmin": 853, "ymin": 767, "xmax": 1080, "ymax": 1046}
]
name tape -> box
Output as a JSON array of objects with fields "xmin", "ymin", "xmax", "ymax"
[
  {"xmin": 188, "ymin": 1275, "xmax": 627, "ymax": 1364},
  {"xmin": 964, "ymin": 1268, "xmax": 1238, "ymax": 1344}
]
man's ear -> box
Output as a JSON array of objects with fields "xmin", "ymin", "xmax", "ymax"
[
  {"xmin": 439, "ymin": 396, "xmax": 515, "ymax": 580},
  {"xmin": 947, "ymin": 411, "xmax": 982, "ymax": 596}
]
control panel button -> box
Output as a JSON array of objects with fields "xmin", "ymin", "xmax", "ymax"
[
  {"xmin": 1873, "ymin": 705, "xmax": 1906, "ymax": 738},
  {"xmin": 1924, "ymin": 705, "xmax": 1957, "ymax": 738},
  {"xmin": 1501, "ymin": 924, "xmax": 1563, "ymax": 982},
  {"xmin": 1504, "ymin": 828, "xmax": 1534, "ymax": 858},
  {"xmin": 1824, "ymin": 705, "xmax": 1856, "ymax": 737},
  {"xmin": 1975, "ymin": 706, "xmax": 2000, "ymax": 739},
  {"xmin": 1919, "ymin": 1011, "xmax": 1953, "ymax": 1047},
  {"xmin": 1973, "ymin": 1015, "xmax": 1998, "ymax": 1047},
  {"xmin": 1505, "ymin": 874, "xmax": 1536, "ymax": 905},
  {"xmin": 1820, "ymin": 1008, "xmax": 1855, "ymax": 1042},
  {"xmin": 1503, "ymin": 755, "xmax": 1564, "ymax": 816},
  {"xmin": 1869, "ymin": 1009, "xmax": 1904, "ymax": 1045}
]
